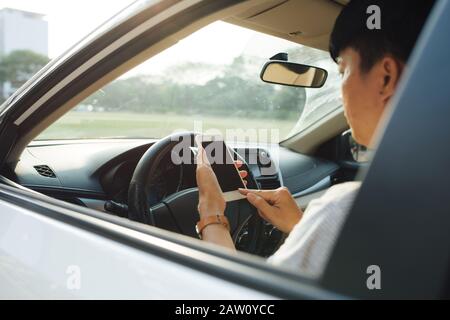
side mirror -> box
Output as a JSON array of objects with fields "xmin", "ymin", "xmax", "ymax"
[{"xmin": 260, "ymin": 61, "xmax": 328, "ymax": 88}]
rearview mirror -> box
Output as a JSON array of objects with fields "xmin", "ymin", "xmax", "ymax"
[{"xmin": 260, "ymin": 61, "xmax": 328, "ymax": 88}]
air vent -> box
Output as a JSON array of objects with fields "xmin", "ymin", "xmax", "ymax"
[
  {"xmin": 257, "ymin": 175, "xmax": 281, "ymax": 190},
  {"xmin": 34, "ymin": 165, "xmax": 56, "ymax": 178}
]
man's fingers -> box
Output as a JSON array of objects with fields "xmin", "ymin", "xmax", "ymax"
[
  {"xmin": 197, "ymin": 148, "xmax": 210, "ymax": 167},
  {"xmin": 195, "ymin": 135, "xmax": 203, "ymax": 151},
  {"xmin": 239, "ymin": 170, "xmax": 248, "ymax": 178},
  {"xmin": 195, "ymin": 136, "xmax": 211, "ymax": 167},
  {"xmin": 238, "ymin": 188, "xmax": 276, "ymax": 201},
  {"xmin": 238, "ymin": 188, "xmax": 253, "ymax": 195},
  {"xmin": 246, "ymin": 193, "xmax": 275, "ymax": 218},
  {"xmin": 234, "ymin": 160, "xmax": 243, "ymax": 169}
]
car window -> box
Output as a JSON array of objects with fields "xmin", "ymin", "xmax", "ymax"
[
  {"xmin": 36, "ymin": 21, "xmax": 341, "ymax": 143},
  {"xmin": 288, "ymin": 48, "xmax": 342, "ymax": 137},
  {"xmin": 0, "ymin": 0, "xmax": 141, "ymax": 111}
]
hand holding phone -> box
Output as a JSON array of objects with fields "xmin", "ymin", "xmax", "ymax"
[{"xmin": 195, "ymin": 135, "xmax": 247, "ymax": 202}]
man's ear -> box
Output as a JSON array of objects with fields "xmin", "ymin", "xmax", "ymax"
[{"xmin": 379, "ymin": 56, "xmax": 404, "ymax": 103}]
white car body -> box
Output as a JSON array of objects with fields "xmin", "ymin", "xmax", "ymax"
[
  {"xmin": 1, "ymin": 0, "xmax": 449, "ymax": 300},
  {"xmin": 0, "ymin": 198, "xmax": 274, "ymax": 299}
]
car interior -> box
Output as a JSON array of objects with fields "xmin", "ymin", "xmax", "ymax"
[
  {"xmin": 0, "ymin": 0, "xmax": 367, "ymax": 262},
  {"xmin": 2, "ymin": 0, "xmax": 449, "ymax": 299}
]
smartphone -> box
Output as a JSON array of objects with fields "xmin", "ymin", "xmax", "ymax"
[{"xmin": 196, "ymin": 135, "xmax": 247, "ymax": 202}]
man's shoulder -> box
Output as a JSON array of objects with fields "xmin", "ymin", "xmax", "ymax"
[
  {"xmin": 304, "ymin": 181, "xmax": 361, "ymax": 222},
  {"xmin": 320, "ymin": 181, "xmax": 362, "ymax": 206}
]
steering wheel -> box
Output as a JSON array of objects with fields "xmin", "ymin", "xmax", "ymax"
[{"xmin": 127, "ymin": 132, "xmax": 268, "ymax": 255}]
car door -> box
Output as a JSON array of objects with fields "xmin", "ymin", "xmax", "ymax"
[{"xmin": 0, "ymin": 181, "xmax": 340, "ymax": 299}]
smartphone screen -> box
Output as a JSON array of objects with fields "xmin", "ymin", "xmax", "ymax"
[
  {"xmin": 200, "ymin": 138, "xmax": 246, "ymax": 195},
  {"xmin": 194, "ymin": 135, "xmax": 247, "ymax": 202}
]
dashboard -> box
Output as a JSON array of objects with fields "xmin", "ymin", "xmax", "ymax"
[
  {"xmin": 10, "ymin": 139, "xmax": 340, "ymax": 214},
  {"xmin": 3, "ymin": 138, "xmax": 341, "ymax": 257}
]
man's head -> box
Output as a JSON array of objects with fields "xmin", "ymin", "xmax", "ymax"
[{"xmin": 329, "ymin": 0, "xmax": 435, "ymax": 147}]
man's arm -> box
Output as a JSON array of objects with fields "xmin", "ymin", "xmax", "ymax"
[
  {"xmin": 201, "ymin": 224, "xmax": 235, "ymax": 250},
  {"xmin": 195, "ymin": 139, "xmax": 235, "ymax": 250}
]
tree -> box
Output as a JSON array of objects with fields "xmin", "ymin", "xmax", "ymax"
[
  {"xmin": 0, "ymin": 50, "xmax": 50, "ymax": 98},
  {"xmin": 77, "ymin": 53, "xmax": 307, "ymax": 120}
]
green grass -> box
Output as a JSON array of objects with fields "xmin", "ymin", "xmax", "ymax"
[{"xmin": 36, "ymin": 111, "xmax": 297, "ymax": 142}]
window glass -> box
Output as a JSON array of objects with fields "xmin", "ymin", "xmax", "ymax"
[{"xmin": 37, "ymin": 21, "xmax": 341, "ymax": 143}]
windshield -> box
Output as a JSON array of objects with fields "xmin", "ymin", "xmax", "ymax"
[{"xmin": 36, "ymin": 21, "xmax": 341, "ymax": 143}]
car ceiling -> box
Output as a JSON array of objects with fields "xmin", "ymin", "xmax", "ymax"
[{"xmin": 225, "ymin": 0, "xmax": 348, "ymax": 51}]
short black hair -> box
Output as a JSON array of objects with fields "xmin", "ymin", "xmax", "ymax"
[{"xmin": 329, "ymin": 0, "xmax": 436, "ymax": 72}]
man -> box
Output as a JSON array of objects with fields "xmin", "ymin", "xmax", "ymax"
[{"xmin": 195, "ymin": 0, "xmax": 436, "ymax": 277}]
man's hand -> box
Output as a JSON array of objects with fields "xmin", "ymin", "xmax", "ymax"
[
  {"xmin": 238, "ymin": 187, "xmax": 303, "ymax": 233},
  {"xmin": 195, "ymin": 136, "xmax": 247, "ymax": 250},
  {"xmin": 196, "ymin": 141, "xmax": 226, "ymax": 218}
]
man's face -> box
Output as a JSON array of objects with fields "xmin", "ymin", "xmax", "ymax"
[{"xmin": 337, "ymin": 48, "xmax": 395, "ymax": 147}]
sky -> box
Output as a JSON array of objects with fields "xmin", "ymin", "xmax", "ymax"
[
  {"xmin": 142, "ymin": 21, "xmax": 298, "ymax": 76},
  {"xmin": 0, "ymin": 0, "xmax": 137, "ymax": 58},
  {"xmin": 0, "ymin": 0, "xmax": 300, "ymax": 77}
]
